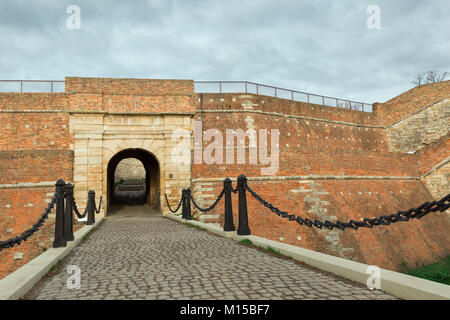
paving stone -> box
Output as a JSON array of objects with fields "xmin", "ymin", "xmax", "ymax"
[{"xmin": 24, "ymin": 206, "xmax": 397, "ymax": 300}]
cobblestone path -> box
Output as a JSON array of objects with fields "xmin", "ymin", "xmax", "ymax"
[{"xmin": 25, "ymin": 205, "xmax": 396, "ymax": 300}]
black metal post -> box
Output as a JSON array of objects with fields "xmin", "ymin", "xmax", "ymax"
[
  {"xmin": 181, "ymin": 189, "xmax": 187, "ymax": 219},
  {"xmin": 185, "ymin": 188, "xmax": 192, "ymax": 220},
  {"xmin": 223, "ymin": 178, "xmax": 235, "ymax": 232},
  {"xmin": 53, "ymin": 179, "xmax": 67, "ymax": 248},
  {"xmin": 64, "ymin": 183, "xmax": 74, "ymax": 241},
  {"xmin": 237, "ymin": 175, "xmax": 251, "ymax": 235},
  {"xmin": 87, "ymin": 190, "xmax": 95, "ymax": 225}
]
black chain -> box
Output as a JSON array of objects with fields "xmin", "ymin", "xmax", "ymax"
[
  {"xmin": 165, "ymin": 193, "xmax": 183, "ymax": 213},
  {"xmin": 72, "ymin": 195, "xmax": 89, "ymax": 219},
  {"xmin": 190, "ymin": 188, "xmax": 225, "ymax": 213},
  {"xmin": 0, "ymin": 193, "xmax": 58, "ymax": 251},
  {"xmin": 93, "ymin": 196, "xmax": 102, "ymax": 214},
  {"xmin": 245, "ymin": 182, "xmax": 450, "ymax": 231}
]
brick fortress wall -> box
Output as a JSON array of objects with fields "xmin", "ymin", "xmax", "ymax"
[
  {"xmin": 0, "ymin": 78, "xmax": 448, "ymax": 278},
  {"xmin": 0, "ymin": 77, "xmax": 196, "ymax": 279},
  {"xmin": 0, "ymin": 93, "xmax": 73, "ymax": 279},
  {"xmin": 191, "ymin": 82, "xmax": 449, "ymax": 271}
]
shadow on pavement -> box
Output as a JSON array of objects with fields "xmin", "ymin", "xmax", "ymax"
[{"xmin": 107, "ymin": 204, "xmax": 162, "ymax": 218}]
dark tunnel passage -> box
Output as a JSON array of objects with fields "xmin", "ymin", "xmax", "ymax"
[{"xmin": 107, "ymin": 148, "xmax": 160, "ymax": 213}]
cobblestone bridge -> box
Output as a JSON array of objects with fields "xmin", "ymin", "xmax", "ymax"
[{"xmin": 25, "ymin": 206, "xmax": 396, "ymax": 300}]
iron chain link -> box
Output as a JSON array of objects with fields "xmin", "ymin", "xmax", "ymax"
[
  {"xmin": 165, "ymin": 193, "xmax": 183, "ymax": 213},
  {"xmin": 0, "ymin": 193, "xmax": 58, "ymax": 251},
  {"xmin": 190, "ymin": 188, "xmax": 225, "ymax": 213},
  {"xmin": 93, "ymin": 196, "xmax": 102, "ymax": 214},
  {"xmin": 245, "ymin": 182, "xmax": 450, "ymax": 231},
  {"xmin": 72, "ymin": 195, "xmax": 89, "ymax": 219}
]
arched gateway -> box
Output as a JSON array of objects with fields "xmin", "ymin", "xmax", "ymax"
[
  {"xmin": 68, "ymin": 78, "xmax": 195, "ymax": 217},
  {"xmin": 107, "ymin": 148, "xmax": 160, "ymax": 210}
]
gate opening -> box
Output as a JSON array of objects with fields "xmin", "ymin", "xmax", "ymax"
[{"xmin": 107, "ymin": 148, "xmax": 160, "ymax": 213}]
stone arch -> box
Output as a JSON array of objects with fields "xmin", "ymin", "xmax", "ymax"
[{"xmin": 105, "ymin": 148, "xmax": 162, "ymax": 214}]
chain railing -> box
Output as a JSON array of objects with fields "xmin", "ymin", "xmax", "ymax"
[
  {"xmin": 168, "ymin": 174, "xmax": 450, "ymax": 236},
  {"xmin": 190, "ymin": 189, "xmax": 225, "ymax": 213},
  {"xmin": 165, "ymin": 193, "xmax": 183, "ymax": 214},
  {"xmin": 0, "ymin": 179, "xmax": 102, "ymax": 252},
  {"xmin": 0, "ymin": 195, "xmax": 57, "ymax": 251},
  {"xmin": 244, "ymin": 179, "xmax": 450, "ymax": 231}
]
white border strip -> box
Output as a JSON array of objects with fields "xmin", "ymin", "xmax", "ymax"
[
  {"xmin": 0, "ymin": 218, "xmax": 104, "ymax": 300},
  {"xmin": 165, "ymin": 214, "xmax": 450, "ymax": 300}
]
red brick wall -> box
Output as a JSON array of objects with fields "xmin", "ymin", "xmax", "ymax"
[
  {"xmin": 416, "ymin": 133, "xmax": 450, "ymax": 175},
  {"xmin": 0, "ymin": 93, "xmax": 72, "ymax": 280},
  {"xmin": 0, "ymin": 78, "xmax": 197, "ymax": 279},
  {"xmin": 191, "ymin": 90, "xmax": 449, "ymax": 271},
  {"xmin": 67, "ymin": 93, "xmax": 196, "ymax": 113},
  {"xmin": 0, "ymin": 188, "xmax": 55, "ymax": 279},
  {"xmin": 66, "ymin": 77, "xmax": 194, "ymax": 96},
  {"xmin": 0, "ymin": 93, "xmax": 67, "ymax": 111},
  {"xmin": 193, "ymin": 111, "xmax": 418, "ymax": 178},
  {"xmin": 191, "ymin": 178, "xmax": 448, "ymax": 271},
  {"xmin": 197, "ymin": 93, "xmax": 378, "ymax": 125},
  {"xmin": 0, "ymin": 113, "xmax": 70, "ymax": 150},
  {"xmin": 374, "ymin": 80, "xmax": 450, "ymax": 126},
  {"xmin": 0, "ymin": 150, "xmax": 73, "ymax": 184},
  {"xmin": 66, "ymin": 77, "xmax": 196, "ymax": 113},
  {"xmin": 0, "ymin": 78, "xmax": 448, "ymax": 279},
  {"xmin": 249, "ymin": 179, "xmax": 448, "ymax": 271}
]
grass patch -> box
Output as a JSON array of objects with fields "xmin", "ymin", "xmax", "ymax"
[
  {"xmin": 239, "ymin": 239, "xmax": 253, "ymax": 246},
  {"xmin": 47, "ymin": 259, "xmax": 62, "ymax": 276},
  {"xmin": 265, "ymin": 246, "xmax": 281, "ymax": 256},
  {"xmin": 239, "ymin": 239, "xmax": 280, "ymax": 256},
  {"xmin": 81, "ymin": 228, "xmax": 95, "ymax": 241},
  {"xmin": 185, "ymin": 222, "xmax": 206, "ymax": 231},
  {"xmin": 401, "ymin": 255, "xmax": 450, "ymax": 285}
]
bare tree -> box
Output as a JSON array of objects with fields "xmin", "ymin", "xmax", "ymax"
[
  {"xmin": 413, "ymin": 71, "xmax": 449, "ymax": 86},
  {"xmin": 425, "ymin": 70, "xmax": 449, "ymax": 83},
  {"xmin": 412, "ymin": 72, "xmax": 426, "ymax": 86}
]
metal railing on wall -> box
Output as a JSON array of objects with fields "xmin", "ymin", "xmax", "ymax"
[
  {"xmin": 0, "ymin": 79, "xmax": 373, "ymax": 112},
  {"xmin": 0, "ymin": 80, "xmax": 65, "ymax": 93},
  {"xmin": 194, "ymin": 81, "xmax": 373, "ymax": 112}
]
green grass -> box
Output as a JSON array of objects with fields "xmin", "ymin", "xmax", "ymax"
[
  {"xmin": 265, "ymin": 246, "xmax": 281, "ymax": 256},
  {"xmin": 81, "ymin": 228, "xmax": 95, "ymax": 241},
  {"xmin": 401, "ymin": 255, "xmax": 450, "ymax": 285},
  {"xmin": 47, "ymin": 259, "xmax": 62, "ymax": 275},
  {"xmin": 239, "ymin": 239, "xmax": 281, "ymax": 256},
  {"xmin": 239, "ymin": 239, "xmax": 253, "ymax": 246},
  {"xmin": 185, "ymin": 222, "xmax": 205, "ymax": 231}
]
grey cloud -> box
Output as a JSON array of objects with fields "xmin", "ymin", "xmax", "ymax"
[{"xmin": 0, "ymin": 0, "xmax": 449, "ymax": 103}]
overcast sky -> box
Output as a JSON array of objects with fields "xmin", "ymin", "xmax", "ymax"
[{"xmin": 0, "ymin": 0, "xmax": 449, "ymax": 103}]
